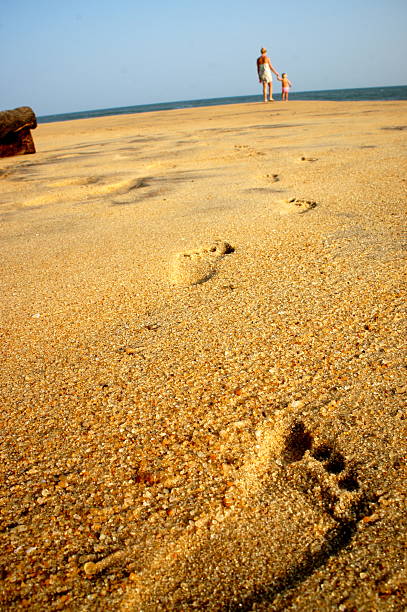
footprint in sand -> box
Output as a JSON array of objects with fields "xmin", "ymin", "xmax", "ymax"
[
  {"xmin": 290, "ymin": 197, "xmax": 318, "ymax": 213},
  {"xmin": 170, "ymin": 240, "xmax": 235, "ymax": 286},
  {"xmin": 278, "ymin": 418, "xmax": 364, "ymax": 521},
  {"xmin": 273, "ymin": 197, "xmax": 318, "ymax": 215},
  {"xmin": 120, "ymin": 411, "xmax": 376, "ymax": 611},
  {"xmin": 266, "ymin": 173, "xmax": 280, "ymax": 182},
  {"xmin": 301, "ymin": 155, "xmax": 318, "ymax": 162},
  {"xmin": 170, "ymin": 240, "xmax": 235, "ymax": 287},
  {"xmin": 221, "ymin": 416, "xmax": 373, "ymax": 609},
  {"xmin": 234, "ymin": 144, "xmax": 266, "ymax": 158}
]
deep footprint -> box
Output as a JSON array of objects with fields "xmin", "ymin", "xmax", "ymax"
[
  {"xmin": 170, "ymin": 240, "xmax": 235, "ymax": 286},
  {"xmin": 120, "ymin": 414, "xmax": 377, "ymax": 611},
  {"xmin": 282, "ymin": 420, "xmax": 364, "ymax": 521},
  {"xmin": 227, "ymin": 418, "xmax": 377, "ymax": 609}
]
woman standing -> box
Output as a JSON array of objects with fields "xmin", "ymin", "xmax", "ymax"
[{"xmin": 257, "ymin": 48, "xmax": 280, "ymax": 102}]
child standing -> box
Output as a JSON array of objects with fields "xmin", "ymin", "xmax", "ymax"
[{"xmin": 277, "ymin": 73, "xmax": 293, "ymax": 101}]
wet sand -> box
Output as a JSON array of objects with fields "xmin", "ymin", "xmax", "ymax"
[{"xmin": 0, "ymin": 100, "xmax": 406, "ymax": 610}]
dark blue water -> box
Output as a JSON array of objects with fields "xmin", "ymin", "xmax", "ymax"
[{"xmin": 38, "ymin": 85, "xmax": 407, "ymax": 125}]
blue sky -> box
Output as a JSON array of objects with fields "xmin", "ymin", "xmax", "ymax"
[{"xmin": 1, "ymin": 0, "xmax": 407, "ymax": 116}]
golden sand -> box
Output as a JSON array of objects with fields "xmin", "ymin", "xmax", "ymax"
[{"xmin": 0, "ymin": 101, "xmax": 406, "ymax": 610}]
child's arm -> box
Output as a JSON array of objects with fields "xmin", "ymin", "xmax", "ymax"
[
  {"xmin": 288, "ymin": 79, "xmax": 293, "ymax": 86},
  {"xmin": 277, "ymin": 75, "xmax": 283, "ymax": 82}
]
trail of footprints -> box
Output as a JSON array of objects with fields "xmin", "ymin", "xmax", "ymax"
[
  {"xmin": 4, "ymin": 150, "xmax": 320, "ymax": 218},
  {"xmin": 170, "ymin": 192, "xmax": 318, "ymax": 288}
]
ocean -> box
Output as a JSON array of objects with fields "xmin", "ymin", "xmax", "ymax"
[{"xmin": 37, "ymin": 85, "xmax": 407, "ymax": 125}]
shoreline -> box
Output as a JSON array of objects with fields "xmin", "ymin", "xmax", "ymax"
[
  {"xmin": 35, "ymin": 85, "xmax": 407, "ymax": 124},
  {"xmin": 1, "ymin": 100, "xmax": 406, "ymax": 610}
]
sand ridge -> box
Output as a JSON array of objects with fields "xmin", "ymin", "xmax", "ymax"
[{"xmin": 0, "ymin": 100, "xmax": 406, "ymax": 610}]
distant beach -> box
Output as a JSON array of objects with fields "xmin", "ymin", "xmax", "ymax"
[
  {"xmin": 37, "ymin": 84, "xmax": 407, "ymax": 124},
  {"xmin": 1, "ymin": 99, "xmax": 406, "ymax": 610}
]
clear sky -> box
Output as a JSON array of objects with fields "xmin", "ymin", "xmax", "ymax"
[{"xmin": 1, "ymin": 0, "xmax": 407, "ymax": 116}]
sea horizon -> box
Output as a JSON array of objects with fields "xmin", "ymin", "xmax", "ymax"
[{"xmin": 37, "ymin": 84, "xmax": 407, "ymax": 125}]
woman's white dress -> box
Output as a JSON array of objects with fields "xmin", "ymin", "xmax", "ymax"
[{"xmin": 259, "ymin": 63, "xmax": 272, "ymax": 83}]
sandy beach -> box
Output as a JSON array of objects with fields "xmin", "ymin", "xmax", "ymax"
[{"xmin": 0, "ymin": 100, "xmax": 406, "ymax": 610}]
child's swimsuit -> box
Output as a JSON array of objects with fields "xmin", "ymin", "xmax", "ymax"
[
  {"xmin": 259, "ymin": 63, "xmax": 273, "ymax": 83},
  {"xmin": 283, "ymin": 87, "xmax": 290, "ymax": 93}
]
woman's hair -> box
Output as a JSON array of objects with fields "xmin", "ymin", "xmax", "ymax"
[{"xmin": 261, "ymin": 47, "xmax": 267, "ymax": 54}]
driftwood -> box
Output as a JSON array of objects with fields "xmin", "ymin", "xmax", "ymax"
[{"xmin": 0, "ymin": 106, "xmax": 37, "ymax": 158}]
